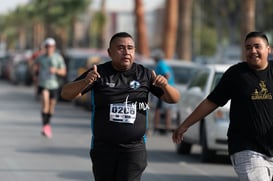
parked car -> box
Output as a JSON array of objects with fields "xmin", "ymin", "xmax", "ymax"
[
  {"xmin": 140, "ymin": 59, "xmax": 199, "ymax": 133},
  {"xmin": 0, "ymin": 55, "xmax": 9, "ymax": 79},
  {"xmin": 6, "ymin": 51, "xmax": 33, "ymax": 85},
  {"xmin": 167, "ymin": 60, "xmax": 200, "ymax": 92},
  {"xmin": 10, "ymin": 60, "xmax": 32, "ymax": 85},
  {"xmin": 176, "ymin": 63, "xmax": 232, "ymax": 162}
]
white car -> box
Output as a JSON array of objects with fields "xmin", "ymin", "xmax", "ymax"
[
  {"xmin": 176, "ymin": 63, "xmax": 233, "ymax": 162},
  {"xmin": 140, "ymin": 59, "xmax": 199, "ymax": 133}
]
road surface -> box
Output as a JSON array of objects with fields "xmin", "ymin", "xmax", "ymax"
[{"xmin": 0, "ymin": 80, "xmax": 238, "ymax": 181}]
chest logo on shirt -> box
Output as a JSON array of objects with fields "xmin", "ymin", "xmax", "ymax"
[
  {"xmin": 106, "ymin": 82, "xmax": 115, "ymax": 87},
  {"xmin": 129, "ymin": 80, "xmax": 140, "ymax": 89},
  {"xmin": 251, "ymin": 80, "xmax": 272, "ymax": 100}
]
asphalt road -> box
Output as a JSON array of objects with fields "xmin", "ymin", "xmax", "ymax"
[{"xmin": 0, "ymin": 80, "xmax": 238, "ymax": 181}]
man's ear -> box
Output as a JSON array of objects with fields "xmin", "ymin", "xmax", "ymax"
[{"xmin": 107, "ymin": 48, "xmax": 111, "ymax": 57}]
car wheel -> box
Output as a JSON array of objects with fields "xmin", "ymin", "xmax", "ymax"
[
  {"xmin": 200, "ymin": 122, "xmax": 216, "ymax": 162},
  {"xmin": 176, "ymin": 141, "xmax": 192, "ymax": 154}
]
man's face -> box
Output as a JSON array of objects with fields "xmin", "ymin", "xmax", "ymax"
[
  {"xmin": 108, "ymin": 37, "xmax": 135, "ymax": 71},
  {"xmin": 45, "ymin": 45, "xmax": 55, "ymax": 56},
  {"xmin": 245, "ymin": 37, "xmax": 271, "ymax": 70}
]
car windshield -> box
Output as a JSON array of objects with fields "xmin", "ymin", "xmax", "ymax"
[
  {"xmin": 172, "ymin": 66, "xmax": 197, "ymax": 85},
  {"xmin": 189, "ymin": 70, "xmax": 209, "ymax": 91}
]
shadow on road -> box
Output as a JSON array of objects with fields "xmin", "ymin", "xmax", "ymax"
[
  {"xmin": 58, "ymin": 171, "xmax": 93, "ymax": 181},
  {"xmin": 17, "ymin": 146, "xmax": 90, "ymax": 159},
  {"xmin": 148, "ymin": 149, "xmax": 231, "ymax": 165},
  {"xmin": 142, "ymin": 173, "xmax": 238, "ymax": 181}
]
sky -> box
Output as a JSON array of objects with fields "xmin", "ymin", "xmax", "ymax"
[
  {"xmin": 0, "ymin": 0, "xmax": 29, "ymax": 14},
  {"xmin": 0, "ymin": 0, "xmax": 164, "ymax": 14}
]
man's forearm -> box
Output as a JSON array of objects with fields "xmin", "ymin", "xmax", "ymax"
[
  {"xmin": 61, "ymin": 79, "xmax": 88, "ymax": 100},
  {"xmin": 161, "ymin": 84, "xmax": 180, "ymax": 103}
]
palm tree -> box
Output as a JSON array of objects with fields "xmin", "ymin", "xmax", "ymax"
[
  {"xmin": 24, "ymin": 3, "xmax": 45, "ymax": 49},
  {"xmin": 163, "ymin": 0, "xmax": 178, "ymax": 59},
  {"xmin": 98, "ymin": 0, "xmax": 107, "ymax": 48},
  {"xmin": 134, "ymin": 0, "xmax": 150, "ymax": 57},
  {"xmin": 2, "ymin": 5, "xmax": 31, "ymax": 50},
  {"xmin": 177, "ymin": 0, "xmax": 194, "ymax": 61},
  {"xmin": 240, "ymin": 0, "xmax": 256, "ymax": 60},
  {"xmin": 94, "ymin": 0, "xmax": 107, "ymax": 49},
  {"xmin": 28, "ymin": 0, "xmax": 91, "ymax": 49},
  {"xmin": 63, "ymin": 0, "xmax": 92, "ymax": 47}
]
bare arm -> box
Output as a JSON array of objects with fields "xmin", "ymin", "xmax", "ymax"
[
  {"xmin": 172, "ymin": 98, "xmax": 218, "ymax": 144},
  {"xmin": 152, "ymin": 70, "xmax": 180, "ymax": 103},
  {"xmin": 160, "ymin": 84, "xmax": 180, "ymax": 103},
  {"xmin": 61, "ymin": 79, "xmax": 89, "ymax": 100},
  {"xmin": 61, "ymin": 65, "xmax": 100, "ymax": 100},
  {"xmin": 49, "ymin": 67, "xmax": 66, "ymax": 77},
  {"xmin": 56, "ymin": 67, "xmax": 66, "ymax": 77}
]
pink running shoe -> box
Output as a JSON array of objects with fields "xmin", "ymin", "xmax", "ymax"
[{"xmin": 42, "ymin": 124, "xmax": 52, "ymax": 138}]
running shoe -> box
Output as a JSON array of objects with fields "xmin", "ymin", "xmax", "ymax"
[{"xmin": 42, "ymin": 124, "xmax": 52, "ymax": 138}]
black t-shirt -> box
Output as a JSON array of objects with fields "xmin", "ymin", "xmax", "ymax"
[
  {"xmin": 207, "ymin": 61, "xmax": 273, "ymax": 156},
  {"xmin": 75, "ymin": 61, "xmax": 164, "ymax": 151}
]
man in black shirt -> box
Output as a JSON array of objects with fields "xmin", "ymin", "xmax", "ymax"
[
  {"xmin": 61, "ymin": 32, "xmax": 180, "ymax": 181},
  {"xmin": 173, "ymin": 31, "xmax": 273, "ymax": 181}
]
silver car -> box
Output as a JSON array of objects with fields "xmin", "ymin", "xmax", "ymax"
[{"xmin": 177, "ymin": 63, "xmax": 232, "ymax": 162}]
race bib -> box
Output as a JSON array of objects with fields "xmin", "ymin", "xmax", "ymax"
[{"xmin": 109, "ymin": 103, "xmax": 137, "ymax": 124}]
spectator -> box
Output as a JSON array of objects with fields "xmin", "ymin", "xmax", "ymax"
[{"xmin": 152, "ymin": 49, "xmax": 176, "ymax": 134}]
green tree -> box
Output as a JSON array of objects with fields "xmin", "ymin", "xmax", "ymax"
[
  {"xmin": 0, "ymin": 0, "xmax": 91, "ymax": 50},
  {"xmin": 1, "ymin": 5, "xmax": 32, "ymax": 49},
  {"xmin": 30, "ymin": 0, "xmax": 91, "ymax": 49},
  {"xmin": 89, "ymin": 0, "xmax": 107, "ymax": 48}
]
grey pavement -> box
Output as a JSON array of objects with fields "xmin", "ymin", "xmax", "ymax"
[
  {"xmin": 0, "ymin": 80, "xmax": 238, "ymax": 181},
  {"xmin": 0, "ymin": 80, "xmax": 93, "ymax": 181}
]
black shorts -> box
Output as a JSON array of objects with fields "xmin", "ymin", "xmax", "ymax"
[
  {"xmin": 90, "ymin": 144, "xmax": 147, "ymax": 181},
  {"xmin": 38, "ymin": 86, "xmax": 59, "ymax": 99}
]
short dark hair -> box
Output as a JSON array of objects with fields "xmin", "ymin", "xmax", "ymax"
[
  {"xmin": 245, "ymin": 31, "xmax": 269, "ymax": 45},
  {"xmin": 109, "ymin": 32, "xmax": 133, "ymax": 47}
]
